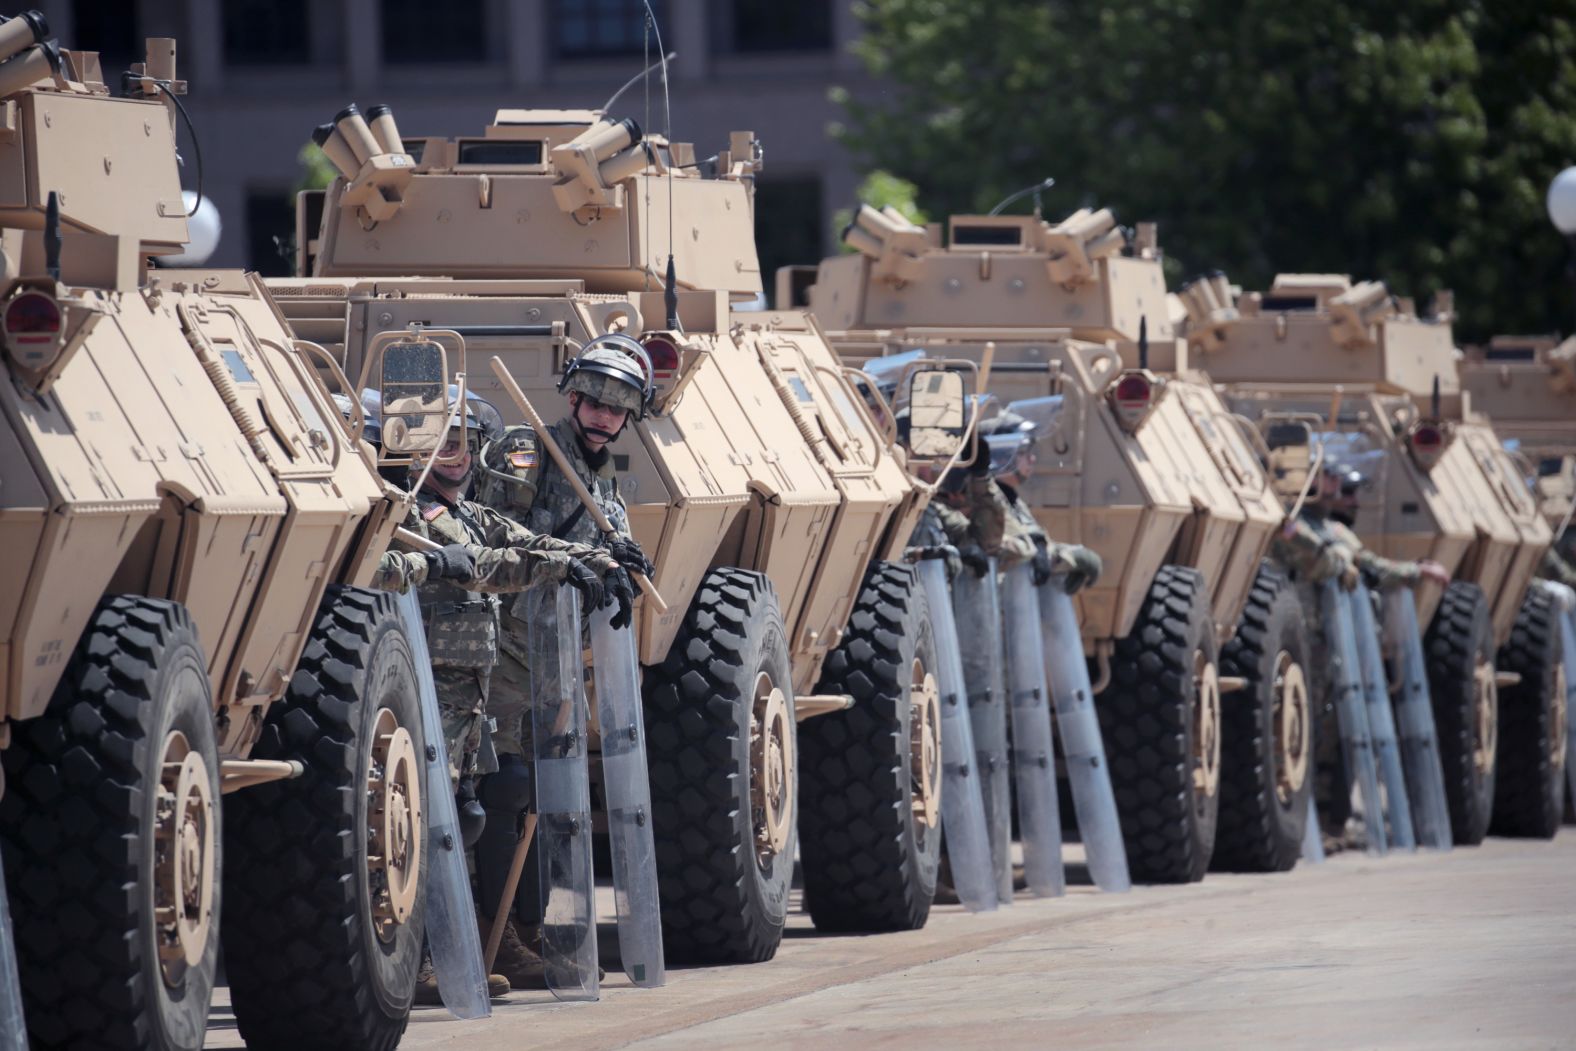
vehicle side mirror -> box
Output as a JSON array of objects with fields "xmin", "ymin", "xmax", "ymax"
[
  {"xmin": 377, "ymin": 338, "xmax": 451, "ymax": 455},
  {"xmin": 904, "ymin": 368, "xmax": 967, "ymax": 459},
  {"xmin": 1262, "ymin": 419, "xmax": 1313, "ymax": 499}
]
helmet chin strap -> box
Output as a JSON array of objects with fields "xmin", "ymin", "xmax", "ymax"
[{"xmin": 570, "ymin": 393, "xmax": 627, "ymax": 444}]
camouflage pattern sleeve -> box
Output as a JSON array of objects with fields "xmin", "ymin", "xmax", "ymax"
[
  {"xmin": 371, "ymin": 549, "xmax": 429, "ymax": 593},
  {"xmin": 1268, "ymin": 518, "xmax": 1349, "ymax": 583},
  {"xmin": 967, "ymin": 477, "xmax": 1008, "ymax": 554},
  {"xmin": 475, "ymin": 424, "xmax": 543, "ymax": 512},
  {"xmin": 935, "ymin": 502, "xmax": 972, "ymax": 546},
  {"xmin": 1327, "ymin": 520, "xmax": 1420, "ymax": 591},
  {"xmin": 468, "ymin": 544, "xmax": 573, "ymax": 591},
  {"xmin": 1538, "ymin": 546, "xmax": 1576, "ymax": 588},
  {"xmin": 475, "ymin": 503, "xmax": 589, "ymax": 556},
  {"xmin": 995, "ymin": 507, "xmax": 1041, "ymax": 569}
]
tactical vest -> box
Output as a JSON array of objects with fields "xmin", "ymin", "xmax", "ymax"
[
  {"xmin": 523, "ymin": 419, "xmax": 627, "ymax": 547},
  {"xmin": 417, "ymin": 497, "xmax": 500, "ymax": 670}
]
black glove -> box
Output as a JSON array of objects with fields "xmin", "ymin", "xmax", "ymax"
[
  {"xmin": 454, "ymin": 778, "xmax": 486, "ymax": 848},
  {"xmin": 604, "ymin": 565, "xmax": 635, "ymax": 629},
  {"xmin": 424, "ymin": 543, "xmax": 476, "ymax": 582},
  {"xmin": 957, "ymin": 543, "xmax": 990, "ymax": 578},
  {"xmin": 565, "ymin": 558, "xmax": 605, "ymax": 610},
  {"xmin": 968, "ymin": 434, "xmax": 992, "ymax": 475},
  {"xmin": 904, "ymin": 544, "xmax": 959, "ymax": 563},
  {"xmin": 1030, "ymin": 538, "xmax": 1054, "ymax": 587},
  {"xmin": 607, "ymin": 533, "xmax": 656, "ymax": 579},
  {"xmin": 1062, "ymin": 545, "xmax": 1103, "ymax": 595}
]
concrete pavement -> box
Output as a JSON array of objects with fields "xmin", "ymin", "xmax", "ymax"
[{"xmin": 207, "ymin": 835, "xmax": 1576, "ymax": 1049}]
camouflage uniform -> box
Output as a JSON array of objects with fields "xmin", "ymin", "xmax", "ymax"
[
  {"xmin": 477, "ymin": 419, "xmax": 631, "ymax": 756},
  {"xmin": 995, "ymin": 479, "xmax": 1047, "ymax": 570},
  {"xmin": 1538, "ymin": 543, "xmax": 1576, "ymax": 589},
  {"xmin": 1327, "ymin": 519, "xmax": 1421, "ymax": 591},
  {"xmin": 373, "ymin": 491, "xmax": 608, "ymax": 782}
]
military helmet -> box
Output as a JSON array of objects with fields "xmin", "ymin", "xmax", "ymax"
[{"xmin": 559, "ymin": 333, "xmax": 655, "ymax": 419}]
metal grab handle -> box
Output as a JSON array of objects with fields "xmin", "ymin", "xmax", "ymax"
[{"xmin": 294, "ymin": 337, "xmax": 365, "ymax": 446}]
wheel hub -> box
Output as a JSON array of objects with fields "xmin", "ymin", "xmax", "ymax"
[
  {"xmin": 909, "ymin": 659, "xmax": 942, "ymax": 834},
  {"xmin": 1273, "ymin": 652, "xmax": 1311, "ymax": 805},
  {"xmin": 1192, "ymin": 651, "xmax": 1222, "ymax": 806},
  {"xmin": 1472, "ymin": 658, "xmax": 1499, "ymax": 779},
  {"xmin": 154, "ymin": 731, "xmax": 215, "ymax": 988},
  {"xmin": 366, "ymin": 708, "xmax": 422, "ymax": 943},
  {"xmin": 750, "ymin": 673, "xmax": 795, "ymax": 867}
]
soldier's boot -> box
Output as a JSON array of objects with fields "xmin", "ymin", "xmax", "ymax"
[
  {"xmin": 413, "ymin": 949, "xmax": 510, "ymax": 1005},
  {"xmin": 516, "ymin": 922, "xmax": 607, "ymax": 982},
  {"xmin": 478, "ymin": 912, "xmax": 548, "ymax": 990}
]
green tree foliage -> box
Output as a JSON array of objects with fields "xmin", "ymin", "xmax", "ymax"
[
  {"xmin": 830, "ymin": 170, "xmax": 930, "ymax": 248},
  {"xmin": 837, "ymin": 0, "xmax": 1576, "ymax": 339}
]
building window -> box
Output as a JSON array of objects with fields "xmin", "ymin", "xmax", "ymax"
[
  {"xmin": 222, "ymin": 0, "xmax": 311, "ymax": 65},
  {"xmin": 246, "ymin": 189, "xmax": 297, "ymax": 278},
  {"xmin": 754, "ymin": 176, "xmax": 823, "ymax": 291},
  {"xmin": 381, "ymin": 0, "xmax": 487, "ymax": 64},
  {"xmin": 730, "ymin": 0, "xmax": 831, "ymax": 53},
  {"xmin": 553, "ymin": 0, "xmax": 664, "ymax": 59},
  {"xmin": 72, "ymin": 0, "xmax": 140, "ymax": 80}
]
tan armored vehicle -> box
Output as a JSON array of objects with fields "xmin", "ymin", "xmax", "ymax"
[
  {"xmin": 0, "ymin": 26, "xmax": 441, "ymax": 1051},
  {"xmin": 1459, "ymin": 335, "xmax": 1576, "ymax": 528},
  {"xmin": 275, "ymin": 102, "xmax": 948, "ymax": 958},
  {"xmin": 795, "ymin": 207, "xmax": 1292, "ymax": 882},
  {"xmin": 1184, "ymin": 274, "xmax": 1564, "ymax": 842}
]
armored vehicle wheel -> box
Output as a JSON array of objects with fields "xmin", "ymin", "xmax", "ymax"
[
  {"xmin": 222, "ymin": 586, "xmax": 425, "ymax": 1051},
  {"xmin": 1213, "ymin": 564, "xmax": 1312, "ymax": 873},
  {"xmin": 1425, "ymin": 580, "xmax": 1498, "ymax": 846},
  {"xmin": 1489, "ymin": 587, "xmax": 1567, "ymax": 839},
  {"xmin": 800, "ymin": 562, "xmax": 942, "ymax": 932},
  {"xmin": 645, "ymin": 568, "xmax": 797, "ymax": 963},
  {"xmin": 0, "ymin": 596, "xmax": 219, "ymax": 1051},
  {"xmin": 1099, "ymin": 566, "xmax": 1221, "ymax": 883}
]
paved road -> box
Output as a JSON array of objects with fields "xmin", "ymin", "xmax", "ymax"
[{"xmin": 208, "ymin": 835, "xmax": 1576, "ymax": 1049}]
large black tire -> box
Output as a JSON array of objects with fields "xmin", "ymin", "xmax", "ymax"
[
  {"xmin": 222, "ymin": 586, "xmax": 426, "ymax": 1051},
  {"xmin": 1099, "ymin": 565, "xmax": 1221, "ymax": 883},
  {"xmin": 1490, "ymin": 586, "xmax": 1567, "ymax": 838},
  {"xmin": 800, "ymin": 561, "xmax": 942, "ymax": 932},
  {"xmin": 1425, "ymin": 580, "xmax": 1497, "ymax": 845},
  {"xmin": 1213, "ymin": 563, "xmax": 1312, "ymax": 872},
  {"xmin": 644, "ymin": 568, "xmax": 797, "ymax": 963},
  {"xmin": 0, "ymin": 597, "xmax": 220, "ymax": 1051}
]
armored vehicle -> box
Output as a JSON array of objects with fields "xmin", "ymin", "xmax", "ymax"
[
  {"xmin": 0, "ymin": 28, "xmax": 438, "ymax": 1051},
  {"xmin": 1184, "ymin": 275, "xmax": 1564, "ymax": 842},
  {"xmin": 795, "ymin": 207, "xmax": 1290, "ymax": 882},
  {"xmin": 274, "ymin": 103, "xmax": 947, "ymax": 959},
  {"xmin": 1458, "ymin": 335, "xmax": 1576, "ymax": 528}
]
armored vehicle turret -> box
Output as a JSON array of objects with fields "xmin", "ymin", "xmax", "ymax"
[
  {"xmin": 797, "ymin": 206, "xmax": 1293, "ymax": 882},
  {"xmin": 1186, "ymin": 274, "xmax": 1564, "ymax": 843},
  {"xmin": 274, "ymin": 102, "xmax": 946, "ymax": 957},
  {"xmin": 0, "ymin": 25, "xmax": 437, "ymax": 1051}
]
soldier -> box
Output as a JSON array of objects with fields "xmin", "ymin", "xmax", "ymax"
[
  {"xmin": 470, "ymin": 334, "xmax": 657, "ymax": 988},
  {"xmin": 374, "ymin": 404, "xmax": 630, "ymax": 1000},
  {"xmin": 1286, "ymin": 464, "xmax": 1450, "ymax": 592},
  {"xmin": 1537, "ymin": 526, "xmax": 1576, "ymax": 589},
  {"xmin": 982, "ymin": 411, "xmax": 1102, "ymax": 593}
]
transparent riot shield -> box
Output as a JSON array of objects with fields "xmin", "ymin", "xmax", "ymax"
[
  {"xmin": 1348, "ymin": 585, "xmax": 1416, "ymax": 851},
  {"xmin": 1318, "ymin": 579, "xmax": 1388, "ymax": 856},
  {"xmin": 1039, "ymin": 581, "xmax": 1132, "ymax": 893},
  {"xmin": 1381, "ymin": 589, "xmax": 1453, "ymax": 851},
  {"xmin": 1563, "ymin": 607, "xmax": 1576, "ymax": 820},
  {"xmin": 999, "ymin": 565, "xmax": 1065, "ymax": 897},
  {"xmin": 395, "ymin": 590, "xmax": 490, "ymax": 1020},
  {"xmin": 916, "ymin": 559, "xmax": 998, "ymax": 913},
  {"xmin": 588, "ymin": 603, "xmax": 664, "ymax": 988},
  {"xmin": 951, "ymin": 560, "xmax": 1013, "ymax": 904},
  {"xmin": 526, "ymin": 584, "xmax": 599, "ymax": 1002},
  {"xmin": 0, "ymin": 852, "xmax": 25, "ymax": 1050},
  {"xmin": 1300, "ymin": 795, "xmax": 1325, "ymax": 865}
]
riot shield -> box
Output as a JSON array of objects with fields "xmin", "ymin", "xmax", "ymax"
[
  {"xmin": 395, "ymin": 590, "xmax": 490, "ymax": 1020},
  {"xmin": 526, "ymin": 584, "xmax": 599, "ymax": 1002},
  {"xmin": 915, "ymin": 559, "xmax": 998, "ymax": 913},
  {"xmin": 1318, "ymin": 579, "xmax": 1388, "ymax": 856},
  {"xmin": 588, "ymin": 603, "xmax": 664, "ymax": 988},
  {"xmin": 0, "ymin": 851, "xmax": 24, "ymax": 1050},
  {"xmin": 951, "ymin": 559, "xmax": 1013, "ymax": 904},
  {"xmin": 1563, "ymin": 606, "xmax": 1576, "ymax": 820},
  {"xmin": 1039, "ymin": 581, "xmax": 1132, "ymax": 893},
  {"xmin": 1300, "ymin": 795, "xmax": 1325, "ymax": 865},
  {"xmin": 1348, "ymin": 585, "xmax": 1416, "ymax": 851},
  {"xmin": 999, "ymin": 565, "xmax": 1065, "ymax": 897},
  {"xmin": 1381, "ymin": 589, "xmax": 1453, "ymax": 851}
]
